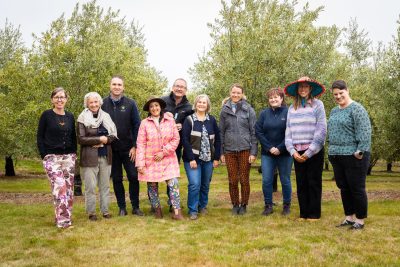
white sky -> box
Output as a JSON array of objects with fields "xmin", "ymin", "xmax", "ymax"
[{"xmin": 1, "ymin": 0, "xmax": 399, "ymax": 89}]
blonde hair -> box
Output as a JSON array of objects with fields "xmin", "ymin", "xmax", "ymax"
[
  {"xmin": 84, "ymin": 92, "xmax": 103, "ymax": 108},
  {"xmin": 194, "ymin": 94, "xmax": 211, "ymax": 113}
]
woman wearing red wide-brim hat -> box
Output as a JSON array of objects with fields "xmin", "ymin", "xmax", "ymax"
[{"xmin": 284, "ymin": 76, "xmax": 327, "ymax": 221}]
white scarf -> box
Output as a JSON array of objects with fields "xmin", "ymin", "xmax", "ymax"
[{"xmin": 77, "ymin": 108, "xmax": 118, "ymax": 138}]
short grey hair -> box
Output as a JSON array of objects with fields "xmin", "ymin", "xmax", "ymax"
[
  {"xmin": 84, "ymin": 92, "xmax": 103, "ymax": 108},
  {"xmin": 193, "ymin": 94, "xmax": 211, "ymax": 113}
]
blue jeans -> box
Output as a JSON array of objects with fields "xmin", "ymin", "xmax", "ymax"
[
  {"xmin": 184, "ymin": 160, "xmax": 214, "ymax": 215},
  {"xmin": 261, "ymin": 154, "xmax": 293, "ymax": 205}
]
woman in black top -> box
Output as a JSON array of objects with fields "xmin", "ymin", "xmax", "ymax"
[{"xmin": 37, "ymin": 87, "xmax": 77, "ymax": 229}]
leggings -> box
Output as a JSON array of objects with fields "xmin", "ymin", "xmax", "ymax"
[{"xmin": 147, "ymin": 178, "xmax": 181, "ymax": 209}]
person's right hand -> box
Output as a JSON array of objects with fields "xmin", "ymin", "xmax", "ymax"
[{"xmin": 189, "ymin": 160, "xmax": 198, "ymax": 169}]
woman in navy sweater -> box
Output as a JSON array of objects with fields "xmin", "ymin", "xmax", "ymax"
[
  {"xmin": 255, "ymin": 88, "xmax": 292, "ymax": 216},
  {"xmin": 182, "ymin": 94, "xmax": 221, "ymax": 220}
]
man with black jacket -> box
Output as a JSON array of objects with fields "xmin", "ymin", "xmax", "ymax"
[
  {"xmin": 102, "ymin": 75, "xmax": 144, "ymax": 216},
  {"xmin": 161, "ymin": 78, "xmax": 193, "ymax": 162},
  {"xmin": 160, "ymin": 78, "xmax": 192, "ymax": 212}
]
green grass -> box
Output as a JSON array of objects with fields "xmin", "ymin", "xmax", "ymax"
[{"xmin": 0, "ymin": 161, "xmax": 399, "ymax": 266}]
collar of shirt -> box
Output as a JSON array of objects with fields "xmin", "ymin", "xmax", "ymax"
[{"xmin": 192, "ymin": 113, "xmax": 210, "ymax": 122}]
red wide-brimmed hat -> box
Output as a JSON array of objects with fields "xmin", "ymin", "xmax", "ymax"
[{"xmin": 284, "ymin": 76, "xmax": 326, "ymax": 98}]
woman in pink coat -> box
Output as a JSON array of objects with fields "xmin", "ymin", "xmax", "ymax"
[{"xmin": 136, "ymin": 97, "xmax": 184, "ymax": 220}]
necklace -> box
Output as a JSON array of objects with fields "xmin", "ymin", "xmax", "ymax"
[{"xmin": 56, "ymin": 114, "xmax": 66, "ymax": 127}]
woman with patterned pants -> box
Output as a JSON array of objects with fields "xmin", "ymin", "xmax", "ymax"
[{"xmin": 37, "ymin": 87, "xmax": 77, "ymax": 229}]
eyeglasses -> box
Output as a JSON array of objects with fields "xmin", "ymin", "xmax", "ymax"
[
  {"xmin": 174, "ymin": 84, "xmax": 187, "ymax": 90},
  {"xmin": 53, "ymin": 96, "xmax": 67, "ymax": 100}
]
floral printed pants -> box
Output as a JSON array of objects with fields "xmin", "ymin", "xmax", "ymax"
[
  {"xmin": 147, "ymin": 178, "xmax": 181, "ymax": 209},
  {"xmin": 42, "ymin": 153, "xmax": 76, "ymax": 228}
]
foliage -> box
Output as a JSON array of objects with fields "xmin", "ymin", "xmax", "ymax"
[
  {"xmin": 0, "ymin": 19, "xmax": 24, "ymax": 70},
  {"xmin": 191, "ymin": 0, "xmax": 341, "ymax": 116},
  {"xmin": 191, "ymin": 0, "xmax": 400, "ymax": 170},
  {"xmin": 0, "ymin": 0, "xmax": 167, "ymax": 163},
  {"xmin": 370, "ymin": 18, "xmax": 400, "ymax": 162}
]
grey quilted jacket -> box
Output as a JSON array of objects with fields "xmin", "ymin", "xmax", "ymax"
[{"xmin": 219, "ymin": 99, "xmax": 258, "ymax": 156}]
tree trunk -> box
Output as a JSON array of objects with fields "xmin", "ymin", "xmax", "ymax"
[
  {"xmin": 5, "ymin": 156, "xmax": 16, "ymax": 176},
  {"xmin": 387, "ymin": 162, "xmax": 393, "ymax": 172},
  {"xmin": 324, "ymin": 160, "xmax": 330, "ymax": 171},
  {"xmin": 367, "ymin": 157, "xmax": 379, "ymax": 175}
]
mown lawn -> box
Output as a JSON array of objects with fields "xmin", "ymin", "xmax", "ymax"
[{"xmin": 0, "ymin": 159, "xmax": 399, "ymax": 266}]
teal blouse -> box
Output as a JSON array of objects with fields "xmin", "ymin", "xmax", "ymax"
[{"xmin": 328, "ymin": 102, "xmax": 371, "ymax": 155}]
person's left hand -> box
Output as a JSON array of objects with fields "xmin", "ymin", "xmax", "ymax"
[
  {"xmin": 300, "ymin": 154, "xmax": 308, "ymax": 162},
  {"xmin": 249, "ymin": 155, "xmax": 256, "ymax": 164},
  {"xmin": 129, "ymin": 147, "xmax": 136, "ymax": 162},
  {"xmin": 154, "ymin": 152, "xmax": 164, "ymax": 162},
  {"xmin": 213, "ymin": 160, "xmax": 219, "ymax": 168},
  {"xmin": 270, "ymin": 147, "xmax": 281, "ymax": 156}
]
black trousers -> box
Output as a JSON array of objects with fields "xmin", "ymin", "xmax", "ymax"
[
  {"xmin": 294, "ymin": 148, "xmax": 324, "ymax": 219},
  {"xmin": 111, "ymin": 150, "xmax": 140, "ymax": 209},
  {"xmin": 328, "ymin": 152, "xmax": 369, "ymax": 219}
]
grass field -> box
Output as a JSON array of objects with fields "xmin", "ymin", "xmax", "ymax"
[{"xmin": 0, "ymin": 159, "xmax": 399, "ymax": 266}]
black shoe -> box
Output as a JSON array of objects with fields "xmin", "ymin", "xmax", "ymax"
[
  {"xmin": 238, "ymin": 205, "xmax": 247, "ymax": 215},
  {"xmin": 119, "ymin": 208, "xmax": 128, "ymax": 216},
  {"xmin": 336, "ymin": 219, "xmax": 355, "ymax": 228},
  {"xmin": 132, "ymin": 208, "xmax": 144, "ymax": 216},
  {"xmin": 262, "ymin": 204, "xmax": 273, "ymax": 216},
  {"xmin": 281, "ymin": 203, "xmax": 291, "ymax": 216},
  {"xmin": 232, "ymin": 205, "xmax": 240, "ymax": 215},
  {"xmin": 349, "ymin": 222, "xmax": 364, "ymax": 230},
  {"xmin": 102, "ymin": 213, "xmax": 112, "ymax": 219},
  {"xmin": 89, "ymin": 214, "xmax": 97, "ymax": 221}
]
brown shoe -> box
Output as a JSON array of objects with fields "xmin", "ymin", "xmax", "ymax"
[
  {"xmin": 154, "ymin": 207, "xmax": 163, "ymax": 219},
  {"xmin": 171, "ymin": 208, "xmax": 184, "ymax": 220}
]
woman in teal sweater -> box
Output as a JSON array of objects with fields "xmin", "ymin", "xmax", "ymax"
[{"xmin": 328, "ymin": 80, "xmax": 371, "ymax": 230}]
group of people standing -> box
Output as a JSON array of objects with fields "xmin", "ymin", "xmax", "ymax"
[{"xmin": 37, "ymin": 75, "xmax": 371, "ymax": 231}]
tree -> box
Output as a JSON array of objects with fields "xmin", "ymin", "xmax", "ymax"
[
  {"xmin": 0, "ymin": 19, "xmax": 23, "ymax": 70},
  {"xmin": 371, "ymin": 18, "xmax": 400, "ymax": 167},
  {"xmin": 0, "ymin": 0, "xmax": 166, "ymax": 175},
  {"xmin": 191, "ymin": 0, "xmax": 340, "ymax": 117},
  {"xmin": 0, "ymin": 20, "xmax": 25, "ymax": 176}
]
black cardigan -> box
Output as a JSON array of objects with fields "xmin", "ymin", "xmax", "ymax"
[{"xmin": 37, "ymin": 109, "xmax": 77, "ymax": 159}]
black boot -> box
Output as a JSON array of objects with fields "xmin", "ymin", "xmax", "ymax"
[
  {"xmin": 282, "ymin": 203, "xmax": 291, "ymax": 216},
  {"xmin": 261, "ymin": 204, "xmax": 273, "ymax": 216}
]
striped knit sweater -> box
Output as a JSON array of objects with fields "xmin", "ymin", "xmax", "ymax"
[{"xmin": 285, "ymin": 99, "xmax": 327, "ymax": 158}]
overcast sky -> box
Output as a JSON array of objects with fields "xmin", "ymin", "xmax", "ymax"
[{"xmin": 1, "ymin": 0, "xmax": 399, "ymax": 89}]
